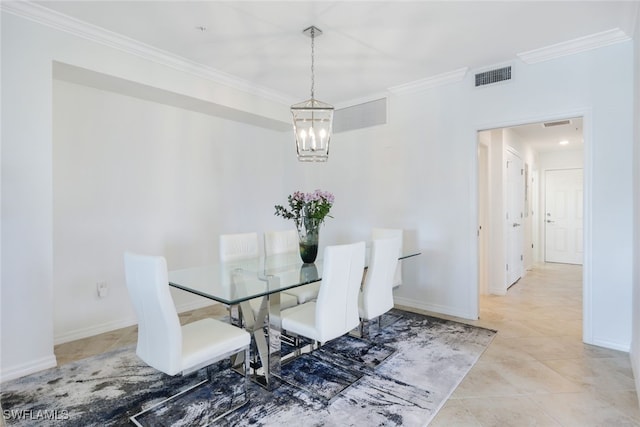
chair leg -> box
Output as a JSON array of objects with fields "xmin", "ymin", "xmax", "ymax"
[
  {"xmin": 243, "ymin": 347, "xmax": 250, "ymax": 403},
  {"xmin": 228, "ymin": 304, "xmax": 242, "ymax": 327},
  {"xmin": 358, "ymin": 319, "xmax": 372, "ymax": 339},
  {"xmin": 131, "ymin": 348, "xmax": 251, "ymax": 426},
  {"xmin": 293, "ymin": 335, "xmax": 302, "ymax": 356},
  {"xmin": 231, "ymin": 346, "xmax": 251, "ymax": 404}
]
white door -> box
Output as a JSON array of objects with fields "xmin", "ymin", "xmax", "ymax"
[
  {"xmin": 505, "ymin": 149, "xmax": 524, "ymax": 287},
  {"xmin": 545, "ymin": 169, "xmax": 583, "ymax": 264}
]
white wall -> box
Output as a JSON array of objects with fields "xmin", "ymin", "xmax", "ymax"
[
  {"xmin": 296, "ymin": 45, "xmax": 634, "ymax": 350},
  {"xmin": 1, "ymin": 11, "xmax": 290, "ymax": 381},
  {"xmin": 1, "ymin": 10, "xmax": 636, "ymax": 381},
  {"xmin": 52, "ymin": 80, "xmax": 287, "ymax": 343},
  {"xmin": 483, "ymin": 128, "xmax": 511, "ymax": 296},
  {"xmin": 631, "ymin": 2, "xmax": 640, "ymax": 406},
  {"xmin": 2, "ymin": 12, "xmax": 58, "ymax": 380},
  {"xmin": 477, "ymin": 138, "xmax": 489, "ymax": 296}
]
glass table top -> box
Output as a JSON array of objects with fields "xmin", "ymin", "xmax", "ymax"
[{"xmin": 169, "ymin": 248, "xmax": 420, "ymax": 305}]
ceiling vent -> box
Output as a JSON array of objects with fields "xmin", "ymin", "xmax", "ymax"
[
  {"xmin": 475, "ymin": 66, "xmax": 512, "ymax": 87},
  {"xmin": 542, "ymin": 119, "xmax": 571, "ymax": 128}
]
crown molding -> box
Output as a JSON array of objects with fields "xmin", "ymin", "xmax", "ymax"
[
  {"xmin": 387, "ymin": 67, "xmax": 468, "ymax": 96},
  {"xmin": 1, "ymin": 1, "xmax": 294, "ymax": 105},
  {"xmin": 517, "ymin": 28, "xmax": 631, "ymax": 64}
]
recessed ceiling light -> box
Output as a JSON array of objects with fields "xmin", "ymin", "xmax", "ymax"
[{"xmin": 559, "ymin": 140, "xmax": 569, "ymax": 145}]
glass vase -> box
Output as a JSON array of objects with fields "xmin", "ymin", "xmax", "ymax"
[
  {"xmin": 297, "ymin": 217, "xmax": 321, "ymax": 263},
  {"xmin": 299, "ymin": 263, "xmax": 319, "ymax": 283}
]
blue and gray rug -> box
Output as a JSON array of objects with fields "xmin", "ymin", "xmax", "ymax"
[{"xmin": 1, "ymin": 309, "xmax": 495, "ymax": 426}]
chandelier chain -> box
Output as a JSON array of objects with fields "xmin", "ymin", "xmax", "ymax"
[{"xmin": 310, "ymin": 26, "xmax": 315, "ymax": 99}]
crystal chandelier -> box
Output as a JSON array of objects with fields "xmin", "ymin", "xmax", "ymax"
[{"xmin": 291, "ymin": 26, "xmax": 334, "ymax": 162}]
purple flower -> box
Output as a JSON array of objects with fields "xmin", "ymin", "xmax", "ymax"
[{"xmin": 274, "ymin": 189, "xmax": 335, "ymax": 227}]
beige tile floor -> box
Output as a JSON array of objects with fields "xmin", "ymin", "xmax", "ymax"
[
  {"xmin": 426, "ymin": 262, "xmax": 640, "ymax": 427},
  {"xmin": 54, "ymin": 263, "xmax": 639, "ymax": 426}
]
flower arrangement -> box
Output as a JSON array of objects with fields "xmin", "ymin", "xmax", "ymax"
[
  {"xmin": 274, "ymin": 189, "xmax": 335, "ymax": 229},
  {"xmin": 274, "ymin": 190, "xmax": 334, "ymax": 263}
]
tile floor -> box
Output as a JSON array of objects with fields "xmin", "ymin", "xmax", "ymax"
[
  {"xmin": 426, "ymin": 262, "xmax": 640, "ymax": 427},
  {"xmin": 54, "ymin": 263, "xmax": 639, "ymax": 426}
]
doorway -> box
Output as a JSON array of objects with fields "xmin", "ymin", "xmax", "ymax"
[{"xmin": 477, "ymin": 116, "xmax": 584, "ymax": 298}]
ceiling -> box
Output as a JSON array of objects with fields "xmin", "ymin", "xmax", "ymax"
[
  {"xmin": 33, "ymin": 1, "xmax": 638, "ymax": 106},
  {"xmin": 26, "ymin": 1, "xmax": 634, "ymax": 152},
  {"xmin": 508, "ymin": 117, "xmax": 584, "ymax": 153}
]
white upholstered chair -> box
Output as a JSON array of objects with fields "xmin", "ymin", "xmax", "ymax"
[
  {"xmin": 264, "ymin": 229, "xmax": 319, "ymax": 304},
  {"xmin": 264, "ymin": 229, "xmax": 298, "ymax": 255},
  {"xmin": 358, "ymin": 237, "xmax": 402, "ymax": 337},
  {"xmin": 372, "ymin": 228, "xmax": 403, "ymax": 288},
  {"xmin": 219, "ymin": 232, "xmax": 260, "ymax": 263},
  {"xmin": 281, "ymin": 241, "xmax": 366, "ymax": 346},
  {"xmin": 219, "ymin": 232, "xmax": 297, "ymax": 320},
  {"xmin": 124, "ymin": 252, "xmax": 250, "ymax": 420}
]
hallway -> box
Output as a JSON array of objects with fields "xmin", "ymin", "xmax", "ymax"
[{"xmin": 429, "ymin": 263, "xmax": 639, "ymax": 426}]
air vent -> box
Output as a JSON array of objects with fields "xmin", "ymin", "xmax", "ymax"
[
  {"xmin": 333, "ymin": 98, "xmax": 387, "ymax": 133},
  {"xmin": 542, "ymin": 119, "xmax": 571, "ymax": 128},
  {"xmin": 475, "ymin": 66, "xmax": 512, "ymax": 87}
]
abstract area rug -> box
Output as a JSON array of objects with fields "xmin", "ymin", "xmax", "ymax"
[{"xmin": 0, "ymin": 310, "xmax": 495, "ymax": 426}]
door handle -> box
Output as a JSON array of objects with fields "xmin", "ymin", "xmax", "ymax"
[
  {"xmin": 512, "ymin": 223, "xmax": 521, "ymax": 227},
  {"xmin": 546, "ymin": 220, "xmax": 554, "ymax": 223}
]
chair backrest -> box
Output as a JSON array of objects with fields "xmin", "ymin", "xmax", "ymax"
[
  {"xmin": 315, "ymin": 241, "xmax": 365, "ymax": 343},
  {"xmin": 360, "ymin": 237, "xmax": 402, "ymax": 320},
  {"xmin": 372, "ymin": 228, "xmax": 403, "ymax": 287},
  {"xmin": 124, "ymin": 252, "xmax": 182, "ymax": 375},
  {"xmin": 264, "ymin": 229, "xmax": 298, "ymax": 256},
  {"xmin": 219, "ymin": 232, "xmax": 259, "ymax": 262}
]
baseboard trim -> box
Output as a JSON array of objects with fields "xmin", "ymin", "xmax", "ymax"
[
  {"xmin": 393, "ymin": 296, "xmax": 476, "ymax": 320},
  {"xmin": 53, "ymin": 316, "xmax": 138, "ymax": 345},
  {"xmin": 1, "ymin": 354, "xmax": 57, "ymax": 383},
  {"xmin": 53, "ymin": 300, "xmax": 219, "ymax": 345},
  {"xmin": 488, "ymin": 287, "xmax": 507, "ymax": 296},
  {"xmin": 590, "ymin": 336, "xmax": 631, "ymax": 353}
]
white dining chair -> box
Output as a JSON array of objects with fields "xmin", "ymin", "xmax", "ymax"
[
  {"xmin": 123, "ymin": 252, "xmax": 250, "ymax": 422},
  {"xmin": 219, "ymin": 232, "xmax": 260, "ymax": 262},
  {"xmin": 358, "ymin": 237, "xmax": 402, "ymax": 337},
  {"xmin": 281, "ymin": 241, "xmax": 365, "ymax": 347},
  {"xmin": 264, "ymin": 229, "xmax": 298, "ymax": 255},
  {"xmin": 372, "ymin": 228, "xmax": 403, "ymax": 288},
  {"xmin": 220, "ymin": 232, "xmax": 297, "ymax": 320},
  {"xmin": 264, "ymin": 229, "xmax": 319, "ymax": 304}
]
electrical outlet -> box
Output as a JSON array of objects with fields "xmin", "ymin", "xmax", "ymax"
[{"xmin": 97, "ymin": 281, "xmax": 109, "ymax": 298}]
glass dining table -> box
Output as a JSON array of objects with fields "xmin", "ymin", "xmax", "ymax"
[{"xmin": 168, "ymin": 247, "xmax": 420, "ymax": 390}]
